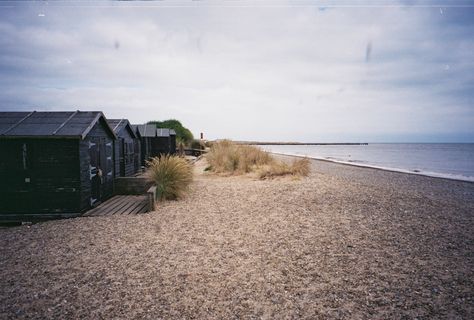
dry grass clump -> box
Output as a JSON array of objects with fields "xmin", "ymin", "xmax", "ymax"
[
  {"xmin": 206, "ymin": 140, "xmax": 273, "ymax": 174},
  {"xmin": 258, "ymin": 158, "xmax": 311, "ymax": 179},
  {"xmin": 206, "ymin": 140, "xmax": 310, "ymax": 179},
  {"xmin": 147, "ymin": 155, "xmax": 193, "ymax": 201},
  {"xmin": 290, "ymin": 157, "xmax": 311, "ymax": 176}
]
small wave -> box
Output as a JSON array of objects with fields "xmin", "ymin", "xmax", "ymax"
[{"xmin": 347, "ymin": 159, "xmax": 365, "ymax": 163}]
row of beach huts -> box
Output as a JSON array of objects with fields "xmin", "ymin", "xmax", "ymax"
[{"xmin": 0, "ymin": 111, "xmax": 177, "ymax": 221}]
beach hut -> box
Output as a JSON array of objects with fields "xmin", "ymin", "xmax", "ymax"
[
  {"xmin": 133, "ymin": 124, "xmax": 177, "ymax": 164},
  {"xmin": 108, "ymin": 119, "xmax": 140, "ymax": 177},
  {"xmin": 0, "ymin": 111, "xmax": 116, "ymax": 220},
  {"xmin": 133, "ymin": 124, "xmax": 156, "ymax": 166},
  {"xmin": 169, "ymin": 129, "xmax": 177, "ymax": 154},
  {"xmin": 155, "ymin": 128, "xmax": 174, "ymax": 155},
  {"xmin": 132, "ymin": 124, "xmax": 142, "ymax": 173}
]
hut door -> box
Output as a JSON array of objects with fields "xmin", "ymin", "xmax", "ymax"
[
  {"xmin": 119, "ymin": 139, "xmax": 125, "ymax": 176},
  {"xmin": 89, "ymin": 139, "xmax": 100, "ymax": 206},
  {"xmin": 100, "ymin": 139, "xmax": 114, "ymax": 199},
  {"xmin": 89, "ymin": 138, "xmax": 113, "ymax": 206},
  {"xmin": 134, "ymin": 140, "xmax": 140, "ymax": 173}
]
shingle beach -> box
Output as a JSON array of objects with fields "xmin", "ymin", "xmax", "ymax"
[{"xmin": 1, "ymin": 156, "xmax": 473, "ymax": 319}]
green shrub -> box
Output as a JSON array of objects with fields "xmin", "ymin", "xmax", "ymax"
[{"xmin": 147, "ymin": 155, "xmax": 193, "ymax": 201}]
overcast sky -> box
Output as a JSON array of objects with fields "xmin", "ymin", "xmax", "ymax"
[{"xmin": 0, "ymin": 0, "xmax": 473, "ymax": 142}]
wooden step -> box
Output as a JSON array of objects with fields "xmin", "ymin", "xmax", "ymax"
[{"xmin": 83, "ymin": 195, "xmax": 149, "ymax": 216}]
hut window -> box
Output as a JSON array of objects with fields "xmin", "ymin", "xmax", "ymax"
[{"xmin": 22, "ymin": 143, "xmax": 28, "ymax": 170}]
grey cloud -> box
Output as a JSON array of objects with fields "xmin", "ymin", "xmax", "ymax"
[{"xmin": 0, "ymin": 2, "xmax": 473, "ymax": 142}]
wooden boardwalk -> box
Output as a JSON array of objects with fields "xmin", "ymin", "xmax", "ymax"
[{"xmin": 83, "ymin": 195, "xmax": 149, "ymax": 217}]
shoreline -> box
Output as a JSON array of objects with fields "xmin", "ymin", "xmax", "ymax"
[
  {"xmin": 238, "ymin": 141, "xmax": 368, "ymax": 146},
  {"xmin": 270, "ymin": 151, "xmax": 474, "ymax": 183}
]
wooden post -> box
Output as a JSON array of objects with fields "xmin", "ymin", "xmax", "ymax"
[{"xmin": 147, "ymin": 186, "xmax": 157, "ymax": 211}]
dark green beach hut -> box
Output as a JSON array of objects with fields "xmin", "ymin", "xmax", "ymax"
[
  {"xmin": 0, "ymin": 111, "xmax": 117, "ymax": 221},
  {"xmin": 133, "ymin": 124, "xmax": 177, "ymax": 165},
  {"xmin": 156, "ymin": 128, "xmax": 176, "ymax": 155},
  {"xmin": 108, "ymin": 119, "xmax": 141, "ymax": 177},
  {"xmin": 133, "ymin": 123, "xmax": 156, "ymax": 166}
]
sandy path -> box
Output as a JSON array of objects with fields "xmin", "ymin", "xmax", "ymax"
[{"xmin": 0, "ymin": 157, "xmax": 473, "ymax": 319}]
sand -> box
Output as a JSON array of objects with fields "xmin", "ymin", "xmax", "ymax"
[{"xmin": 0, "ymin": 156, "xmax": 473, "ymax": 319}]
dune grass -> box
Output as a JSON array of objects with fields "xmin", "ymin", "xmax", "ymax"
[
  {"xmin": 147, "ymin": 155, "xmax": 193, "ymax": 201},
  {"xmin": 206, "ymin": 140, "xmax": 273, "ymax": 174},
  {"xmin": 257, "ymin": 158, "xmax": 311, "ymax": 179},
  {"xmin": 206, "ymin": 140, "xmax": 310, "ymax": 179}
]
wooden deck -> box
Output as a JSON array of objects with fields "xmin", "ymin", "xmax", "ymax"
[{"xmin": 83, "ymin": 195, "xmax": 149, "ymax": 217}]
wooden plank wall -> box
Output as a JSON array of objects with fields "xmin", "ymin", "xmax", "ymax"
[
  {"xmin": 0, "ymin": 139, "xmax": 81, "ymax": 215},
  {"xmin": 140, "ymin": 137, "xmax": 152, "ymax": 166},
  {"xmin": 151, "ymin": 136, "xmax": 171, "ymax": 156},
  {"xmin": 134, "ymin": 137, "xmax": 141, "ymax": 172},
  {"xmin": 113, "ymin": 128, "xmax": 138, "ymax": 177},
  {"xmin": 113, "ymin": 137, "xmax": 121, "ymax": 178},
  {"xmin": 170, "ymin": 135, "xmax": 176, "ymax": 154},
  {"xmin": 79, "ymin": 138, "xmax": 92, "ymax": 211}
]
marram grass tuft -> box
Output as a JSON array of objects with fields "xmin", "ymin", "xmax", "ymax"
[
  {"xmin": 206, "ymin": 140, "xmax": 311, "ymax": 179},
  {"xmin": 147, "ymin": 155, "xmax": 193, "ymax": 201},
  {"xmin": 206, "ymin": 140, "xmax": 273, "ymax": 174},
  {"xmin": 257, "ymin": 158, "xmax": 311, "ymax": 179}
]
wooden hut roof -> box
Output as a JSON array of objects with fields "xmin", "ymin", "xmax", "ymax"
[
  {"xmin": 130, "ymin": 125, "xmax": 141, "ymax": 138},
  {"xmin": 156, "ymin": 128, "xmax": 171, "ymax": 137},
  {"xmin": 108, "ymin": 119, "xmax": 137, "ymax": 139},
  {"xmin": 133, "ymin": 124, "xmax": 156, "ymax": 137},
  {"xmin": 156, "ymin": 128, "xmax": 177, "ymax": 137},
  {"xmin": 131, "ymin": 124, "xmax": 176, "ymax": 138},
  {"xmin": 0, "ymin": 111, "xmax": 116, "ymax": 139}
]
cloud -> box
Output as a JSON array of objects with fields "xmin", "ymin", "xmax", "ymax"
[{"xmin": 0, "ymin": 1, "xmax": 473, "ymax": 142}]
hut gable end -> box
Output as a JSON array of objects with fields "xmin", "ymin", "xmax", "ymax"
[{"xmin": 108, "ymin": 119, "xmax": 140, "ymax": 177}]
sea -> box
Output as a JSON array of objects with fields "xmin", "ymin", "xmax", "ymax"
[{"xmin": 261, "ymin": 143, "xmax": 474, "ymax": 182}]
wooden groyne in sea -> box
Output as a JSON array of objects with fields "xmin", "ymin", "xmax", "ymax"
[{"xmin": 237, "ymin": 141, "xmax": 369, "ymax": 146}]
